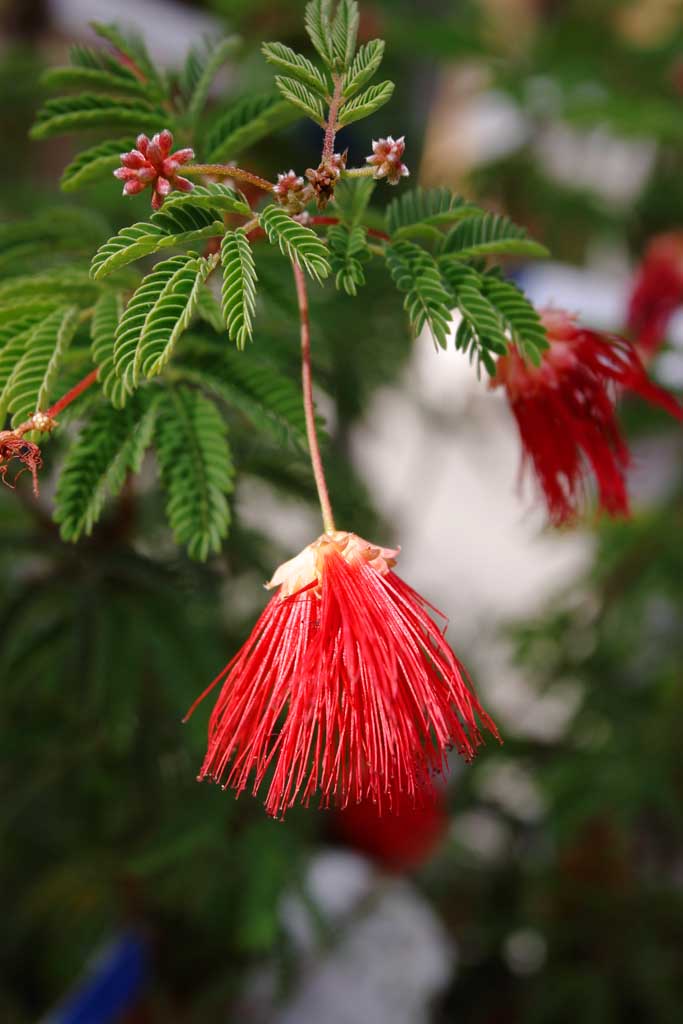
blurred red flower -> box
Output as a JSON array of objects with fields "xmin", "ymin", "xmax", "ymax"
[{"xmin": 628, "ymin": 232, "xmax": 683, "ymax": 353}]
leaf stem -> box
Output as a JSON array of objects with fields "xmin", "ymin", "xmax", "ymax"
[
  {"xmin": 322, "ymin": 74, "xmax": 344, "ymax": 161},
  {"xmin": 183, "ymin": 164, "xmax": 273, "ymax": 192},
  {"xmin": 291, "ymin": 260, "xmax": 335, "ymax": 534},
  {"xmin": 10, "ymin": 368, "xmax": 100, "ymax": 438}
]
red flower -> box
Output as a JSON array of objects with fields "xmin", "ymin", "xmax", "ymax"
[
  {"xmin": 491, "ymin": 308, "xmax": 682, "ymax": 524},
  {"xmin": 186, "ymin": 531, "xmax": 499, "ymax": 819},
  {"xmin": 333, "ymin": 782, "xmax": 449, "ymax": 872},
  {"xmin": 628, "ymin": 233, "xmax": 683, "ymax": 354},
  {"xmin": 0, "ymin": 432, "xmax": 43, "ymax": 497},
  {"xmin": 114, "ymin": 130, "xmax": 194, "ymax": 210}
]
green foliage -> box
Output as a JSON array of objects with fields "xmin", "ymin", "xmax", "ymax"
[
  {"xmin": 482, "ymin": 271, "xmax": 548, "ymax": 363},
  {"xmin": 259, "ymin": 205, "xmax": 331, "ymax": 282},
  {"xmin": 60, "ymin": 137, "xmax": 134, "ymax": 192},
  {"xmin": 386, "ymin": 240, "xmax": 453, "ymax": 347},
  {"xmin": 183, "ymin": 36, "xmax": 241, "ymax": 125},
  {"xmin": 114, "ymin": 254, "xmax": 218, "ymax": 393},
  {"xmin": 328, "ymin": 224, "xmax": 370, "ymax": 295},
  {"xmin": 221, "ymin": 229, "xmax": 258, "ymax": 350},
  {"xmin": 261, "ymin": 42, "xmax": 329, "ymax": 95},
  {"xmin": 386, "ymin": 187, "xmax": 483, "ymax": 239},
  {"xmin": 342, "ymin": 39, "xmax": 385, "ymax": 98},
  {"xmin": 55, "ymin": 396, "xmax": 157, "ymax": 541},
  {"xmin": 331, "ymin": 0, "xmax": 360, "ymax": 70},
  {"xmin": 1, "ymin": 306, "xmax": 79, "ymax": 426},
  {"xmin": 442, "ymin": 212, "xmax": 549, "ymax": 260},
  {"xmin": 204, "ymin": 93, "xmax": 300, "ymax": 162},
  {"xmin": 333, "ymin": 176, "xmax": 375, "ymax": 225},
  {"xmin": 439, "ymin": 260, "xmax": 508, "ymax": 372},
  {"xmin": 336, "ymin": 80, "xmax": 394, "ymax": 127},
  {"xmin": 40, "ymin": 65, "xmax": 149, "ymax": 99},
  {"xmin": 155, "ymin": 386, "xmax": 234, "ymax": 560},
  {"xmin": 90, "ymin": 207, "xmax": 225, "ymax": 280},
  {"xmin": 162, "ymin": 183, "xmax": 251, "ymax": 217},
  {"xmin": 274, "ymin": 76, "xmax": 326, "ymax": 125},
  {"xmin": 90, "ymin": 291, "xmax": 127, "ymax": 408},
  {"xmin": 89, "ymin": 21, "xmax": 164, "ymax": 97},
  {"xmin": 31, "ymin": 94, "xmax": 167, "ymax": 140},
  {"xmin": 305, "ymin": 0, "xmax": 336, "ymax": 69},
  {"xmin": 0, "ymin": 207, "xmax": 107, "ymax": 273}
]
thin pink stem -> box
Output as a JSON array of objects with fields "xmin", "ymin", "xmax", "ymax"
[
  {"xmin": 322, "ymin": 75, "xmax": 344, "ymax": 161},
  {"xmin": 291, "ymin": 261, "xmax": 336, "ymax": 534},
  {"xmin": 47, "ymin": 368, "xmax": 100, "ymax": 418},
  {"xmin": 183, "ymin": 164, "xmax": 274, "ymax": 192}
]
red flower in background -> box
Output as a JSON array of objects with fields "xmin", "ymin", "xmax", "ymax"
[
  {"xmin": 333, "ymin": 782, "xmax": 449, "ymax": 872},
  {"xmin": 492, "ymin": 308, "xmax": 682, "ymax": 525},
  {"xmin": 186, "ymin": 531, "xmax": 499, "ymax": 819},
  {"xmin": 114, "ymin": 130, "xmax": 194, "ymax": 210},
  {"xmin": 628, "ymin": 232, "xmax": 683, "ymax": 353}
]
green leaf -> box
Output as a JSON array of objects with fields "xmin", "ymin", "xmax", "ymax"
[
  {"xmin": 91, "ymin": 291, "xmax": 127, "ymax": 408},
  {"xmin": 331, "ymin": 0, "xmax": 359, "ymax": 70},
  {"xmin": 55, "ymin": 395, "xmax": 157, "ymax": 541},
  {"xmin": 115, "ymin": 254, "xmax": 218, "ymax": 389},
  {"xmin": 205, "ymin": 93, "xmax": 300, "ymax": 162},
  {"xmin": 328, "ymin": 224, "xmax": 370, "ymax": 295},
  {"xmin": 438, "ymin": 260, "xmax": 508, "ymax": 368},
  {"xmin": 305, "ymin": 0, "xmax": 335, "ymax": 68},
  {"xmin": 0, "ymin": 266, "xmax": 107, "ymax": 306},
  {"xmin": 333, "ymin": 176, "xmax": 375, "ymax": 226},
  {"xmin": 336, "ymin": 80, "xmax": 394, "ymax": 127},
  {"xmin": 442, "ymin": 213, "xmax": 549, "ymax": 261},
  {"xmin": 0, "ymin": 319, "xmax": 41, "ymax": 405},
  {"xmin": 0, "ymin": 207, "xmax": 107, "ymax": 266},
  {"xmin": 2, "ymin": 306, "xmax": 79, "ymax": 426},
  {"xmin": 90, "ymin": 21, "xmax": 164, "ymax": 97},
  {"xmin": 482, "ymin": 272, "xmax": 548, "ymax": 365},
  {"xmin": 274, "ymin": 76, "xmax": 326, "ymax": 125},
  {"xmin": 195, "ymin": 285, "xmax": 225, "ymax": 334},
  {"xmin": 31, "ymin": 94, "xmax": 166, "ymax": 139},
  {"xmin": 154, "ymin": 387, "xmax": 233, "ymax": 560},
  {"xmin": 162, "ymin": 182, "xmax": 251, "ymax": 217},
  {"xmin": 40, "ymin": 65, "xmax": 149, "ymax": 98},
  {"xmin": 386, "ymin": 240, "xmax": 453, "ymax": 347},
  {"xmin": 90, "ymin": 206, "xmax": 224, "ymax": 280},
  {"xmin": 262, "ymin": 42, "xmax": 329, "ymax": 96},
  {"xmin": 60, "ymin": 137, "xmax": 134, "ymax": 192},
  {"xmin": 342, "ymin": 39, "xmax": 384, "ymax": 98},
  {"xmin": 184, "ymin": 35, "xmax": 240, "ymax": 124},
  {"xmin": 259, "ymin": 205, "xmax": 330, "ymax": 282},
  {"xmin": 177, "ymin": 347, "xmax": 308, "ymax": 450},
  {"xmin": 221, "ymin": 229, "xmax": 257, "ymax": 350},
  {"xmin": 386, "ymin": 187, "xmax": 484, "ymax": 237}
]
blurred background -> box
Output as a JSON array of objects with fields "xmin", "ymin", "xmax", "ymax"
[{"xmin": 1, "ymin": 1, "xmax": 683, "ymax": 1021}]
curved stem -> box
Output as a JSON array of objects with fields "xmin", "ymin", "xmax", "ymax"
[
  {"xmin": 292, "ymin": 261, "xmax": 336, "ymax": 534},
  {"xmin": 322, "ymin": 75, "xmax": 343, "ymax": 161},
  {"xmin": 183, "ymin": 164, "xmax": 273, "ymax": 192}
]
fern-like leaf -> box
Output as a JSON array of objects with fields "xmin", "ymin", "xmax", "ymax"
[
  {"xmin": 439, "ymin": 260, "xmax": 508, "ymax": 371},
  {"xmin": 162, "ymin": 182, "xmax": 251, "ymax": 217},
  {"xmin": 328, "ymin": 224, "xmax": 370, "ymax": 295},
  {"xmin": 60, "ymin": 137, "xmax": 134, "ymax": 192},
  {"xmin": 333, "ymin": 177, "xmax": 375, "ymax": 226},
  {"xmin": 274, "ymin": 76, "xmax": 326, "ymax": 125},
  {"xmin": 114, "ymin": 254, "xmax": 217, "ymax": 391},
  {"xmin": 90, "ymin": 206, "xmax": 224, "ymax": 279},
  {"xmin": 154, "ymin": 387, "xmax": 234, "ymax": 560},
  {"xmin": 482, "ymin": 272, "xmax": 548, "ymax": 365},
  {"xmin": 31, "ymin": 94, "xmax": 166, "ymax": 139},
  {"xmin": 221, "ymin": 229, "xmax": 257, "ymax": 349},
  {"xmin": 40, "ymin": 65, "xmax": 149, "ymax": 99},
  {"xmin": 305, "ymin": 0, "xmax": 335, "ymax": 68},
  {"xmin": 91, "ymin": 291, "xmax": 127, "ymax": 407},
  {"xmin": 55, "ymin": 395, "xmax": 157, "ymax": 541},
  {"xmin": 342, "ymin": 39, "xmax": 384, "ymax": 98},
  {"xmin": 386, "ymin": 241, "xmax": 453, "ymax": 347},
  {"xmin": 195, "ymin": 285, "xmax": 225, "ymax": 334},
  {"xmin": 331, "ymin": 0, "xmax": 359, "ymax": 70},
  {"xmin": 184, "ymin": 36, "xmax": 240, "ymax": 123},
  {"xmin": 260, "ymin": 205, "xmax": 330, "ymax": 282},
  {"xmin": 262, "ymin": 42, "xmax": 329, "ymax": 96},
  {"xmin": 90, "ymin": 21, "xmax": 164, "ymax": 98},
  {"xmin": 336, "ymin": 80, "xmax": 394, "ymax": 127},
  {"xmin": 443, "ymin": 213, "xmax": 549, "ymax": 260},
  {"xmin": 1, "ymin": 306, "xmax": 79, "ymax": 426},
  {"xmin": 205, "ymin": 93, "xmax": 300, "ymax": 162},
  {"xmin": 386, "ymin": 187, "xmax": 483, "ymax": 238}
]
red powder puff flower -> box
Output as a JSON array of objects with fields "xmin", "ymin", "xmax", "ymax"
[
  {"xmin": 628, "ymin": 232, "xmax": 683, "ymax": 354},
  {"xmin": 0, "ymin": 431, "xmax": 44, "ymax": 497},
  {"xmin": 333, "ymin": 780, "xmax": 449, "ymax": 872},
  {"xmin": 186, "ymin": 531, "xmax": 499, "ymax": 819},
  {"xmin": 491, "ymin": 308, "xmax": 683, "ymax": 524},
  {"xmin": 366, "ymin": 135, "xmax": 409, "ymax": 185},
  {"xmin": 114, "ymin": 130, "xmax": 194, "ymax": 210}
]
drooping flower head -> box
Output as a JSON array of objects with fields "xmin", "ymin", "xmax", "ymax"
[
  {"xmin": 491, "ymin": 308, "xmax": 683, "ymax": 524},
  {"xmin": 628, "ymin": 232, "xmax": 683, "ymax": 354},
  {"xmin": 114, "ymin": 130, "xmax": 194, "ymax": 210},
  {"xmin": 186, "ymin": 531, "xmax": 499, "ymax": 819},
  {"xmin": 366, "ymin": 135, "xmax": 409, "ymax": 185},
  {"xmin": 0, "ymin": 432, "xmax": 44, "ymax": 497}
]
